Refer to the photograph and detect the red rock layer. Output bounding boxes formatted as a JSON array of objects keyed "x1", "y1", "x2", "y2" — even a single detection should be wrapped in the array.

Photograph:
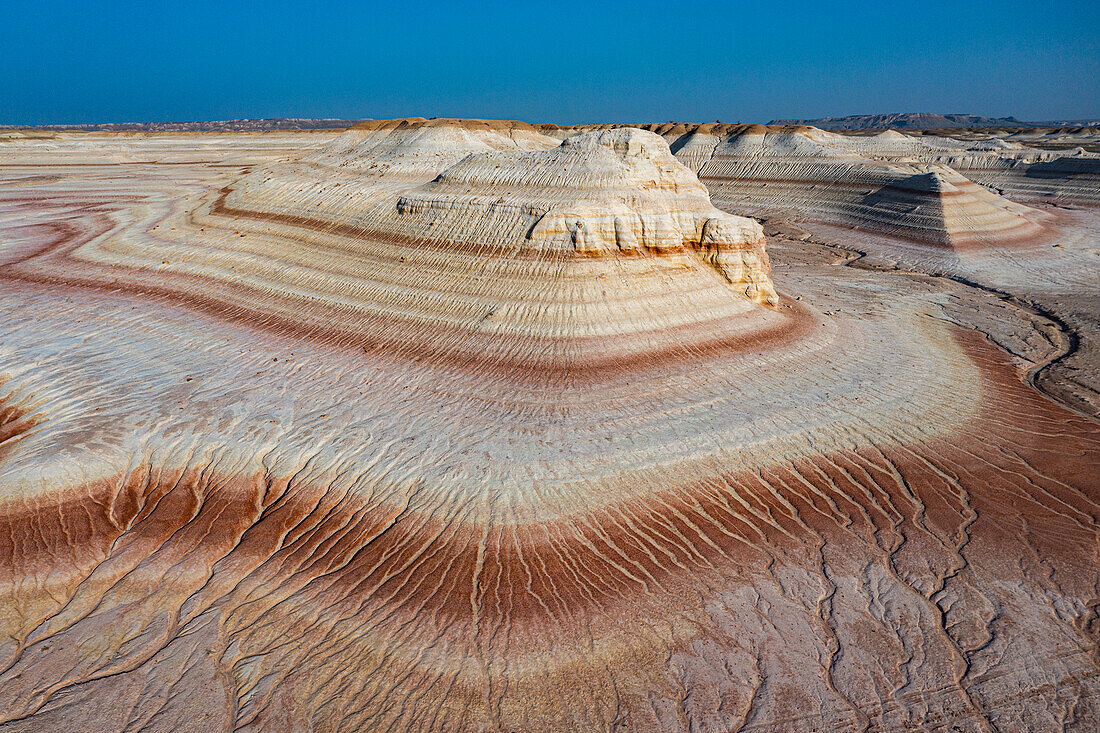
[{"x1": 0, "y1": 328, "x2": 1096, "y2": 731}]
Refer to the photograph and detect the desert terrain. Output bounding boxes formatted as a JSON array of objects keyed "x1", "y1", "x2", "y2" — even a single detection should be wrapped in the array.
[{"x1": 0, "y1": 118, "x2": 1097, "y2": 731}]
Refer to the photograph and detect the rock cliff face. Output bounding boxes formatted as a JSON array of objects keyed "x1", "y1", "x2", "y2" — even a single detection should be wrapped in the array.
[
  {"x1": 404, "y1": 128, "x2": 778, "y2": 303},
  {"x1": 0, "y1": 120, "x2": 1097, "y2": 732}
]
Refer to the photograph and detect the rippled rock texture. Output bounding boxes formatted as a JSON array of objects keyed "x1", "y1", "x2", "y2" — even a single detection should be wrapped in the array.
[
  {"x1": 541, "y1": 121, "x2": 1100, "y2": 415},
  {"x1": 0, "y1": 120, "x2": 1097, "y2": 732}
]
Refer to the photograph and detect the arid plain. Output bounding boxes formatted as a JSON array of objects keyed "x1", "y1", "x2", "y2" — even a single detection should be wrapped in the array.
[{"x1": 0, "y1": 118, "x2": 1097, "y2": 731}]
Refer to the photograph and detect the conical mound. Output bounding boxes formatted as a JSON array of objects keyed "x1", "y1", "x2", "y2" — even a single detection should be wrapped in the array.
[{"x1": 856, "y1": 167, "x2": 1046, "y2": 249}]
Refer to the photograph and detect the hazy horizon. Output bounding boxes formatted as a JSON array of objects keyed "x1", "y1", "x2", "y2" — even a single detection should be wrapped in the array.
[{"x1": 3, "y1": 0, "x2": 1098, "y2": 125}]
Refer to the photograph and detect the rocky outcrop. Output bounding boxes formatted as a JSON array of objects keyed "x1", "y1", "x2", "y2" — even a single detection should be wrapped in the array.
[
  {"x1": 542, "y1": 122, "x2": 1100, "y2": 231},
  {"x1": 651, "y1": 125, "x2": 1070, "y2": 246},
  {"x1": 403, "y1": 128, "x2": 778, "y2": 303},
  {"x1": 2, "y1": 122, "x2": 779, "y2": 376}
]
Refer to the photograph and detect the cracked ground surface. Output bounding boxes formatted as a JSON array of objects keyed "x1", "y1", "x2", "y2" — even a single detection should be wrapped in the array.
[{"x1": 0, "y1": 127, "x2": 1096, "y2": 731}]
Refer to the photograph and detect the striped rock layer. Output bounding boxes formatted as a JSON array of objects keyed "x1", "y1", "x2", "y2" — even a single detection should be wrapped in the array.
[
  {"x1": 0, "y1": 120, "x2": 1097, "y2": 732},
  {"x1": 665, "y1": 125, "x2": 1051, "y2": 250},
  {"x1": 545, "y1": 122, "x2": 1100, "y2": 247}
]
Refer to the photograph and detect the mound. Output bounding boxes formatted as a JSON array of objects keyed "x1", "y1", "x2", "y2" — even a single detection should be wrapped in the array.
[
  {"x1": 855, "y1": 168, "x2": 1046, "y2": 249},
  {"x1": 5, "y1": 125, "x2": 779, "y2": 377},
  {"x1": 642, "y1": 125, "x2": 1059, "y2": 247},
  {"x1": 548, "y1": 120, "x2": 1100, "y2": 214},
  {"x1": 315, "y1": 117, "x2": 560, "y2": 179}
]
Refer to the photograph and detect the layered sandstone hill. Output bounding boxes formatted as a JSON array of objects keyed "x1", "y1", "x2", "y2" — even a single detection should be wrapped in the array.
[
  {"x1": 544, "y1": 122, "x2": 1100, "y2": 246},
  {"x1": 19, "y1": 122, "x2": 777, "y2": 374},
  {"x1": 833, "y1": 167, "x2": 1046, "y2": 248},
  {"x1": 315, "y1": 117, "x2": 559, "y2": 178},
  {"x1": 678, "y1": 126, "x2": 1053, "y2": 249},
  {"x1": 0, "y1": 120, "x2": 1097, "y2": 732}
]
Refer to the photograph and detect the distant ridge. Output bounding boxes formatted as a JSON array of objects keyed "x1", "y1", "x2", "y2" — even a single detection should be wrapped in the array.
[
  {"x1": 768, "y1": 112, "x2": 1100, "y2": 130},
  {"x1": 0, "y1": 118, "x2": 366, "y2": 132}
]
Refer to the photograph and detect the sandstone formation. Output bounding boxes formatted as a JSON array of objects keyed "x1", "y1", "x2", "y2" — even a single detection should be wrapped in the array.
[
  {"x1": 542, "y1": 122, "x2": 1100, "y2": 233},
  {"x1": 647, "y1": 125, "x2": 1083, "y2": 243},
  {"x1": 6, "y1": 123, "x2": 777, "y2": 376},
  {"x1": 0, "y1": 119, "x2": 1097, "y2": 732},
  {"x1": 574, "y1": 122, "x2": 1100, "y2": 415}
]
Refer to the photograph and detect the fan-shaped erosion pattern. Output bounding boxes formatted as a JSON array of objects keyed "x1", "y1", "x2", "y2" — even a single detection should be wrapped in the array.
[{"x1": 0, "y1": 120, "x2": 1097, "y2": 732}]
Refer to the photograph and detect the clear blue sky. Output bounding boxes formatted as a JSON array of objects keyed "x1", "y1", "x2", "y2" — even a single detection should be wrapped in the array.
[{"x1": 2, "y1": 0, "x2": 1097, "y2": 124}]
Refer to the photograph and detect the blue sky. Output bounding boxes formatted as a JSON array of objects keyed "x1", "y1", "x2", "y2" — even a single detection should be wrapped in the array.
[{"x1": 2, "y1": 0, "x2": 1097, "y2": 124}]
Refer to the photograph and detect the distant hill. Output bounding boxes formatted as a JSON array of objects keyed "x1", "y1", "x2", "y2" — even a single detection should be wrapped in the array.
[
  {"x1": 768, "y1": 113, "x2": 1100, "y2": 130},
  {"x1": 0, "y1": 118, "x2": 365, "y2": 132},
  {"x1": 9, "y1": 114, "x2": 1100, "y2": 134}
]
